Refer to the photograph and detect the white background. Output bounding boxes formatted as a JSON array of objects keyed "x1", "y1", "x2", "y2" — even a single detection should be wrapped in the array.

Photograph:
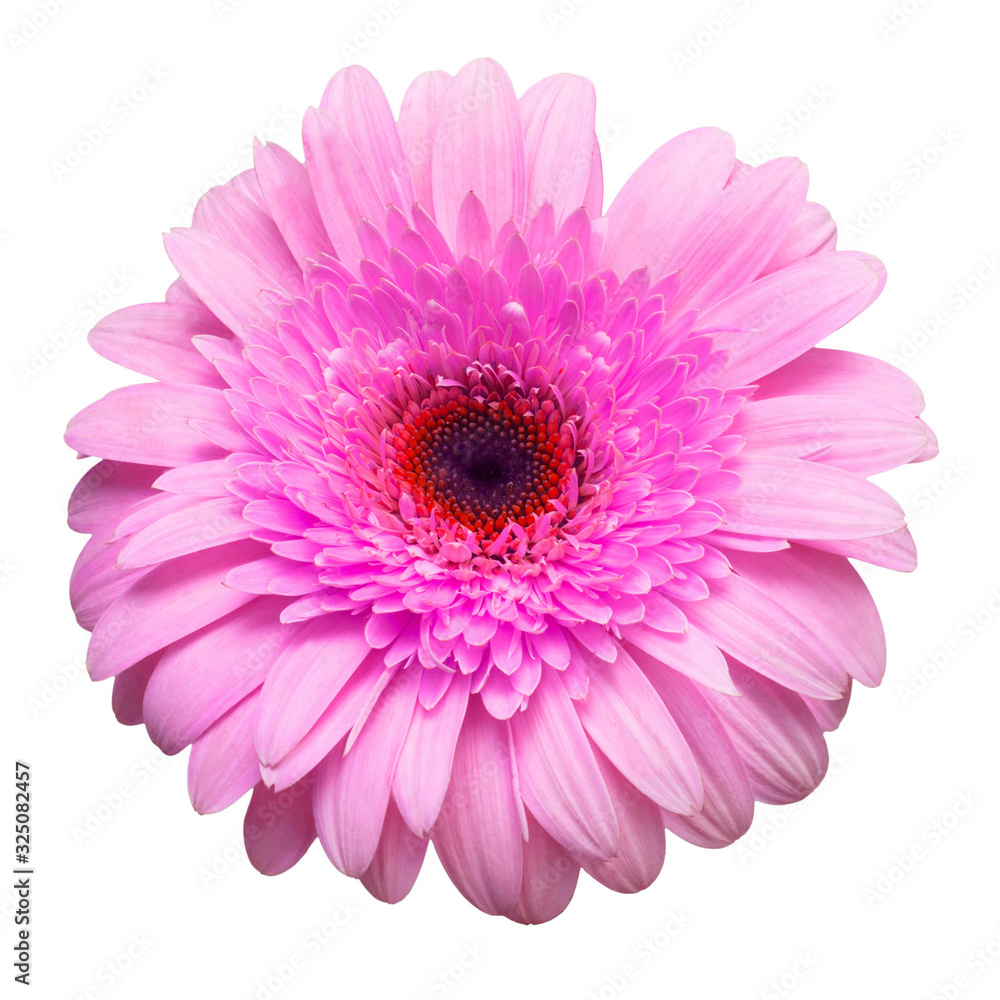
[{"x1": 3, "y1": 0, "x2": 999, "y2": 997}]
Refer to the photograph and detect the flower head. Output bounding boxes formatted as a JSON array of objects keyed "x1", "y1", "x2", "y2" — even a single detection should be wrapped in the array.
[{"x1": 66, "y1": 59, "x2": 935, "y2": 922}]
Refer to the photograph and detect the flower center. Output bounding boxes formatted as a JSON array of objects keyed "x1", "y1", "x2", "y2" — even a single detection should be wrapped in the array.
[{"x1": 390, "y1": 389, "x2": 575, "y2": 541}]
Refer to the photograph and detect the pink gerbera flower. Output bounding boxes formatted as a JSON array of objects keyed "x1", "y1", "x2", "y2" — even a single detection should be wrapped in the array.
[{"x1": 66, "y1": 59, "x2": 936, "y2": 923}]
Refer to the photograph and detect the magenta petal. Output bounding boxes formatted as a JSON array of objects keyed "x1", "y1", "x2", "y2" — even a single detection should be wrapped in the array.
[
  {"x1": 397, "y1": 70, "x2": 452, "y2": 216},
  {"x1": 111, "y1": 654, "x2": 159, "y2": 726}
]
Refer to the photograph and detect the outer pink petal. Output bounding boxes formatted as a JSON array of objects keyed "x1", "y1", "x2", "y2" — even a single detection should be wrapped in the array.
[
  {"x1": 753, "y1": 346, "x2": 926, "y2": 416},
  {"x1": 312, "y1": 667, "x2": 418, "y2": 876},
  {"x1": 244, "y1": 778, "x2": 317, "y2": 875},
  {"x1": 392, "y1": 671, "x2": 471, "y2": 836},
  {"x1": 701, "y1": 661, "x2": 829, "y2": 805},
  {"x1": 431, "y1": 58, "x2": 527, "y2": 245},
  {"x1": 68, "y1": 460, "x2": 162, "y2": 534},
  {"x1": 619, "y1": 621, "x2": 737, "y2": 694},
  {"x1": 759, "y1": 200, "x2": 836, "y2": 276},
  {"x1": 321, "y1": 65, "x2": 415, "y2": 212},
  {"x1": 360, "y1": 797, "x2": 428, "y2": 904},
  {"x1": 88, "y1": 303, "x2": 228, "y2": 386},
  {"x1": 87, "y1": 539, "x2": 264, "y2": 681},
  {"x1": 252, "y1": 140, "x2": 333, "y2": 265},
  {"x1": 509, "y1": 668, "x2": 618, "y2": 860},
  {"x1": 518, "y1": 73, "x2": 597, "y2": 224},
  {"x1": 576, "y1": 746, "x2": 666, "y2": 893},
  {"x1": 431, "y1": 700, "x2": 523, "y2": 916},
  {"x1": 187, "y1": 690, "x2": 261, "y2": 814},
  {"x1": 396, "y1": 70, "x2": 452, "y2": 216},
  {"x1": 665, "y1": 156, "x2": 809, "y2": 316},
  {"x1": 691, "y1": 251, "x2": 886, "y2": 390},
  {"x1": 255, "y1": 613, "x2": 375, "y2": 766},
  {"x1": 302, "y1": 107, "x2": 385, "y2": 271},
  {"x1": 66, "y1": 383, "x2": 239, "y2": 467},
  {"x1": 143, "y1": 595, "x2": 290, "y2": 755},
  {"x1": 602, "y1": 127, "x2": 735, "y2": 280},
  {"x1": 805, "y1": 526, "x2": 918, "y2": 572},
  {"x1": 163, "y1": 227, "x2": 281, "y2": 336},
  {"x1": 573, "y1": 643, "x2": 703, "y2": 814},
  {"x1": 643, "y1": 663, "x2": 755, "y2": 849},
  {"x1": 506, "y1": 811, "x2": 579, "y2": 924},
  {"x1": 732, "y1": 394, "x2": 929, "y2": 476},
  {"x1": 721, "y1": 454, "x2": 905, "y2": 541},
  {"x1": 726, "y1": 545, "x2": 886, "y2": 687},
  {"x1": 111, "y1": 654, "x2": 159, "y2": 725},
  {"x1": 683, "y1": 572, "x2": 848, "y2": 699}
]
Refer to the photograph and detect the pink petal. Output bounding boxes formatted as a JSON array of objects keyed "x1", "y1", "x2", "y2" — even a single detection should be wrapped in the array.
[
  {"x1": 431, "y1": 700, "x2": 523, "y2": 915},
  {"x1": 726, "y1": 544, "x2": 885, "y2": 687},
  {"x1": 87, "y1": 539, "x2": 264, "y2": 681},
  {"x1": 805, "y1": 526, "x2": 918, "y2": 572},
  {"x1": 619, "y1": 621, "x2": 737, "y2": 693},
  {"x1": 759, "y1": 200, "x2": 836, "y2": 276},
  {"x1": 321, "y1": 65, "x2": 414, "y2": 212},
  {"x1": 721, "y1": 454, "x2": 905, "y2": 541},
  {"x1": 88, "y1": 302, "x2": 228, "y2": 386},
  {"x1": 573, "y1": 643, "x2": 703, "y2": 814},
  {"x1": 753, "y1": 346, "x2": 926, "y2": 416},
  {"x1": 732, "y1": 394, "x2": 929, "y2": 476},
  {"x1": 701, "y1": 660, "x2": 829, "y2": 805},
  {"x1": 143, "y1": 595, "x2": 290, "y2": 755},
  {"x1": 643, "y1": 663, "x2": 754, "y2": 849},
  {"x1": 187, "y1": 690, "x2": 261, "y2": 814},
  {"x1": 255, "y1": 613, "x2": 375, "y2": 766},
  {"x1": 66, "y1": 383, "x2": 239, "y2": 467},
  {"x1": 576, "y1": 746, "x2": 666, "y2": 893},
  {"x1": 602, "y1": 127, "x2": 735, "y2": 279},
  {"x1": 431, "y1": 58, "x2": 526, "y2": 245},
  {"x1": 163, "y1": 227, "x2": 281, "y2": 336},
  {"x1": 360, "y1": 797, "x2": 428, "y2": 904},
  {"x1": 111, "y1": 654, "x2": 159, "y2": 726},
  {"x1": 117, "y1": 496, "x2": 251, "y2": 568},
  {"x1": 313, "y1": 668, "x2": 418, "y2": 877},
  {"x1": 392, "y1": 672, "x2": 471, "y2": 836},
  {"x1": 302, "y1": 107, "x2": 385, "y2": 272},
  {"x1": 68, "y1": 460, "x2": 161, "y2": 534},
  {"x1": 684, "y1": 572, "x2": 848, "y2": 699},
  {"x1": 244, "y1": 777, "x2": 316, "y2": 875},
  {"x1": 691, "y1": 251, "x2": 886, "y2": 390},
  {"x1": 509, "y1": 668, "x2": 618, "y2": 860},
  {"x1": 519, "y1": 73, "x2": 597, "y2": 225},
  {"x1": 252, "y1": 140, "x2": 333, "y2": 265},
  {"x1": 506, "y1": 811, "x2": 579, "y2": 924},
  {"x1": 396, "y1": 70, "x2": 452, "y2": 215}
]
